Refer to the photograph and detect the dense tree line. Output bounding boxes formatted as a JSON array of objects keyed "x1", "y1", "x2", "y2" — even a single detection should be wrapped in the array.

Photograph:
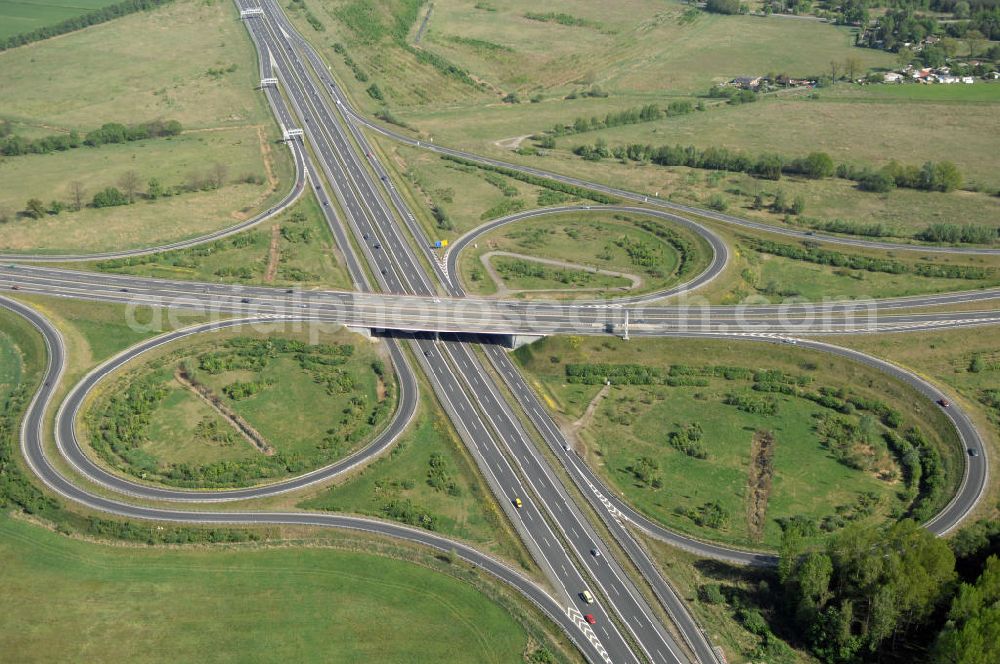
[
  {"x1": 570, "y1": 138, "x2": 966, "y2": 195},
  {"x1": 0, "y1": 119, "x2": 181, "y2": 157},
  {"x1": 0, "y1": 0, "x2": 175, "y2": 52},
  {"x1": 540, "y1": 101, "x2": 693, "y2": 142}
]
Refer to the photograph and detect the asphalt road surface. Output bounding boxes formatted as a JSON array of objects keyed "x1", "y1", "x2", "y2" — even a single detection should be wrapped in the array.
[{"x1": 0, "y1": 2, "x2": 993, "y2": 663}]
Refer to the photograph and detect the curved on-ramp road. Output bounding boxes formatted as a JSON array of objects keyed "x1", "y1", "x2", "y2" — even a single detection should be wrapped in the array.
[{"x1": 443, "y1": 205, "x2": 729, "y2": 305}]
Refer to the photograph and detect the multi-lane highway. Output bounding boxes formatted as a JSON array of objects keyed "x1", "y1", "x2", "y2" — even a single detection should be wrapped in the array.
[
  {"x1": 4, "y1": 264, "x2": 1000, "y2": 337},
  {"x1": 0, "y1": 1, "x2": 994, "y2": 663}
]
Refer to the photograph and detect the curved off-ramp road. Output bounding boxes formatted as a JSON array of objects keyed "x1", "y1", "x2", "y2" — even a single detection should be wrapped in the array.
[
  {"x1": 53, "y1": 316, "x2": 418, "y2": 502},
  {"x1": 443, "y1": 204, "x2": 729, "y2": 305}
]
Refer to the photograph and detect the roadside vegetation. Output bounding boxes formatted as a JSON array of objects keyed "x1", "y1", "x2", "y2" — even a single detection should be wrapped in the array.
[
  {"x1": 514, "y1": 336, "x2": 961, "y2": 549},
  {"x1": 85, "y1": 329, "x2": 395, "y2": 488},
  {"x1": 829, "y1": 325, "x2": 1000, "y2": 514},
  {"x1": 88, "y1": 193, "x2": 352, "y2": 289},
  {"x1": 692, "y1": 223, "x2": 1000, "y2": 304},
  {"x1": 301, "y1": 391, "x2": 536, "y2": 569}
]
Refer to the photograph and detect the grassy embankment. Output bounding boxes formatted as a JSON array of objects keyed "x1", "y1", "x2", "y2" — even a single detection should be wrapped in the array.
[
  {"x1": 514, "y1": 335, "x2": 962, "y2": 549},
  {"x1": 0, "y1": 0, "x2": 292, "y2": 254},
  {"x1": 85, "y1": 192, "x2": 353, "y2": 290}
]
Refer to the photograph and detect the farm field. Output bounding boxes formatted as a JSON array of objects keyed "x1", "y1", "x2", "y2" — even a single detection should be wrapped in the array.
[
  {"x1": 455, "y1": 211, "x2": 710, "y2": 299},
  {"x1": 0, "y1": 0, "x2": 292, "y2": 254},
  {"x1": 88, "y1": 192, "x2": 353, "y2": 290},
  {"x1": 405, "y1": 84, "x2": 1000, "y2": 193},
  {"x1": 0, "y1": 514, "x2": 545, "y2": 664},
  {"x1": 0, "y1": 129, "x2": 284, "y2": 254},
  {"x1": 0, "y1": 0, "x2": 121, "y2": 42},
  {"x1": 0, "y1": 0, "x2": 271, "y2": 130},
  {"x1": 303, "y1": 0, "x2": 891, "y2": 114},
  {"x1": 514, "y1": 336, "x2": 962, "y2": 549},
  {"x1": 84, "y1": 326, "x2": 395, "y2": 488}
]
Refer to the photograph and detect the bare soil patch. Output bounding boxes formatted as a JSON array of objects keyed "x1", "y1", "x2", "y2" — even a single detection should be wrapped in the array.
[{"x1": 746, "y1": 429, "x2": 775, "y2": 542}]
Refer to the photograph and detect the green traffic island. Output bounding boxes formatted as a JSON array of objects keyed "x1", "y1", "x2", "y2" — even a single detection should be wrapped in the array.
[
  {"x1": 514, "y1": 336, "x2": 960, "y2": 550},
  {"x1": 84, "y1": 328, "x2": 397, "y2": 489},
  {"x1": 457, "y1": 211, "x2": 712, "y2": 299},
  {"x1": 692, "y1": 220, "x2": 1000, "y2": 304},
  {"x1": 300, "y1": 395, "x2": 538, "y2": 572}
]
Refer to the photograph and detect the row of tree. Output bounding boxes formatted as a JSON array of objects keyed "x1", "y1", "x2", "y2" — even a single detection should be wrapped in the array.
[
  {"x1": 538, "y1": 101, "x2": 695, "y2": 145},
  {"x1": 570, "y1": 139, "x2": 965, "y2": 194},
  {"x1": 7, "y1": 162, "x2": 245, "y2": 222},
  {"x1": 748, "y1": 237, "x2": 991, "y2": 279},
  {"x1": 0, "y1": 0, "x2": 174, "y2": 52},
  {"x1": 0, "y1": 119, "x2": 182, "y2": 157}
]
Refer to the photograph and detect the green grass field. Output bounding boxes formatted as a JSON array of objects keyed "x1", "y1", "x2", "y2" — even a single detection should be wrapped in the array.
[
  {"x1": 85, "y1": 327, "x2": 394, "y2": 488},
  {"x1": 0, "y1": 0, "x2": 271, "y2": 130},
  {"x1": 0, "y1": 0, "x2": 293, "y2": 254},
  {"x1": 302, "y1": 394, "x2": 534, "y2": 568},
  {"x1": 0, "y1": 0, "x2": 121, "y2": 41},
  {"x1": 0, "y1": 513, "x2": 542, "y2": 664},
  {"x1": 0, "y1": 129, "x2": 285, "y2": 254},
  {"x1": 87, "y1": 192, "x2": 353, "y2": 289},
  {"x1": 456, "y1": 212, "x2": 709, "y2": 300},
  {"x1": 514, "y1": 336, "x2": 962, "y2": 549}
]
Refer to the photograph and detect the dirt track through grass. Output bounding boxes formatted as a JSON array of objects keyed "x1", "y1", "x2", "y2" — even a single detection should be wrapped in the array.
[{"x1": 746, "y1": 429, "x2": 775, "y2": 543}]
